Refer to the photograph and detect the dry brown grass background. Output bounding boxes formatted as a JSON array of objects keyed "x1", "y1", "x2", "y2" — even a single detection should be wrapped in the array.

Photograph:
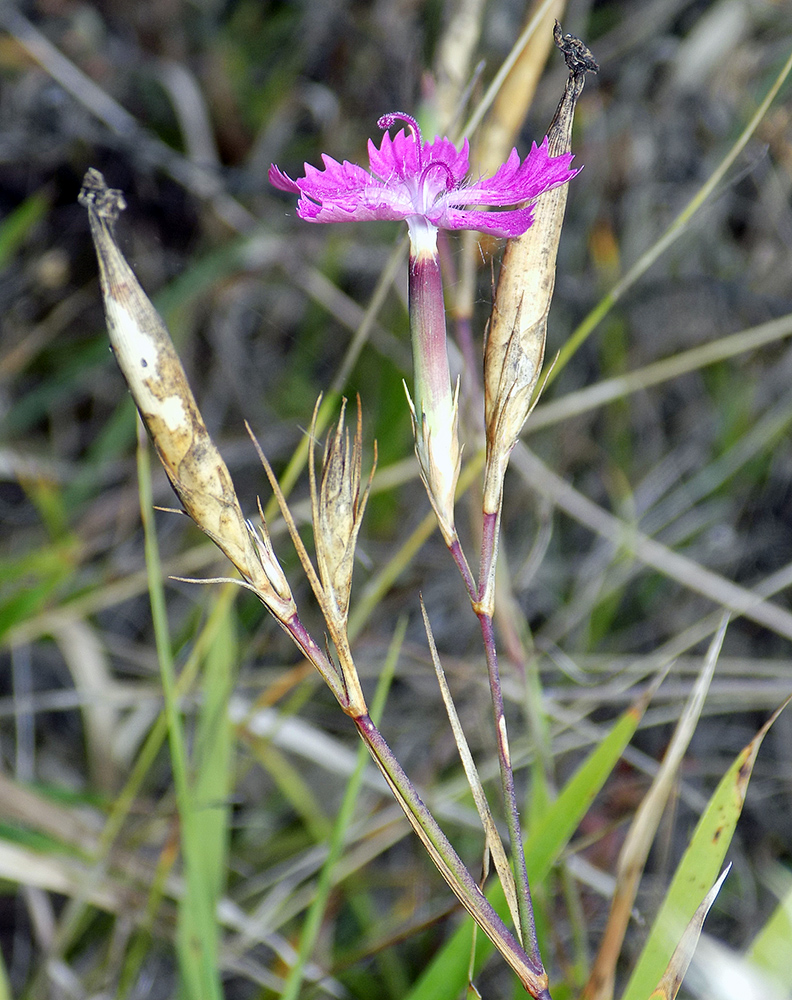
[{"x1": 1, "y1": 0, "x2": 792, "y2": 997}]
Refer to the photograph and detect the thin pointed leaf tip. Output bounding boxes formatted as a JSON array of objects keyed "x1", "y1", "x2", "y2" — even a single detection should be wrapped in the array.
[{"x1": 269, "y1": 112, "x2": 578, "y2": 242}]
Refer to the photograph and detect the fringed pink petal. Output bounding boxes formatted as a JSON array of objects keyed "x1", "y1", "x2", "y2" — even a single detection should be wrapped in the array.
[
  {"x1": 453, "y1": 139, "x2": 577, "y2": 208},
  {"x1": 433, "y1": 204, "x2": 538, "y2": 239}
]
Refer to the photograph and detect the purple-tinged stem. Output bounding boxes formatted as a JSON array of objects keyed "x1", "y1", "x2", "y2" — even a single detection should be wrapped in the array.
[
  {"x1": 444, "y1": 509, "x2": 541, "y2": 966},
  {"x1": 476, "y1": 609, "x2": 540, "y2": 967},
  {"x1": 354, "y1": 712, "x2": 549, "y2": 998},
  {"x1": 283, "y1": 608, "x2": 548, "y2": 990},
  {"x1": 448, "y1": 537, "x2": 477, "y2": 604},
  {"x1": 474, "y1": 508, "x2": 541, "y2": 966},
  {"x1": 284, "y1": 612, "x2": 349, "y2": 712}
]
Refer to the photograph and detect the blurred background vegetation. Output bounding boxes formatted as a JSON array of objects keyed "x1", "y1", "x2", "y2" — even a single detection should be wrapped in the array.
[{"x1": 1, "y1": 0, "x2": 792, "y2": 997}]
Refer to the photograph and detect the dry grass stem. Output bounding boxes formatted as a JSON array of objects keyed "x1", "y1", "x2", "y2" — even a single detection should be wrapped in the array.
[
  {"x1": 474, "y1": 0, "x2": 567, "y2": 178},
  {"x1": 512, "y1": 444, "x2": 792, "y2": 642}
]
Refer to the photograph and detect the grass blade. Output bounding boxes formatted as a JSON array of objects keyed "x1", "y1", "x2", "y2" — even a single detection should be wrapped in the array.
[
  {"x1": 182, "y1": 598, "x2": 236, "y2": 973},
  {"x1": 137, "y1": 422, "x2": 223, "y2": 1000},
  {"x1": 582, "y1": 615, "x2": 728, "y2": 1000},
  {"x1": 744, "y1": 875, "x2": 792, "y2": 994},
  {"x1": 0, "y1": 190, "x2": 49, "y2": 269},
  {"x1": 621, "y1": 696, "x2": 792, "y2": 1000}
]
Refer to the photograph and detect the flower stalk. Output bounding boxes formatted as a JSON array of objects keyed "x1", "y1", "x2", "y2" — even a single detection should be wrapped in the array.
[{"x1": 267, "y1": 57, "x2": 588, "y2": 991}]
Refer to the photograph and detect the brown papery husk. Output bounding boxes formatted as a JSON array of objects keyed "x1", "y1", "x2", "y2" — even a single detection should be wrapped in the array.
[
  {"x1": 483, "y1": 23, "x2": 597, "y2": 515},
  {"x1": 79, "y1": 169, "x2": 295, "y2": 621}
]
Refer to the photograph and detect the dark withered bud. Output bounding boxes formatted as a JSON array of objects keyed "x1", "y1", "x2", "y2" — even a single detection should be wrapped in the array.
[
  {"x1": 79, "y1": 169, "x2": 295, "y2": 621},
  {"x1": 483, "y1": 24, "x2": 598, "y2": 516}
]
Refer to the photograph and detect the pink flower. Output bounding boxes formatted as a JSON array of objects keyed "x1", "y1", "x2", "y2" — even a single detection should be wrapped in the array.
[{"x1": 269, "y1": 112, "x2": 577, "y2": 245}]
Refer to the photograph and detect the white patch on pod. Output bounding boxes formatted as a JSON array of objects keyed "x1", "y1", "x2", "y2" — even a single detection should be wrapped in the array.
[{"x1": 106, "y1": 297, "x2": 186, "y2": 432}]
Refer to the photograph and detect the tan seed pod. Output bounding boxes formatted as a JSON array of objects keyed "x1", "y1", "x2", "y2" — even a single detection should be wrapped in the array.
[
  {"x1": 79, "y1": 169, "x2": 295, "y2": 622},
  {"x1": 483, "y1": 23, "x2": 598, "y2": 515}
]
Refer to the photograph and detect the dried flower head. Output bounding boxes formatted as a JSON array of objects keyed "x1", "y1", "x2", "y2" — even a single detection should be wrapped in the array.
[{"x1": 310, "y1": 397, "x2": 374, "y2": 626}]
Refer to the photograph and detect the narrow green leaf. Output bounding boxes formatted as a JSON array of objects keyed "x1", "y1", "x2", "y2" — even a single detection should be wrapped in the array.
[
  {"x1": 0, "y1": 941, "x2": 10, "y2": 1000},
  {"x1": 525, "y1": 703, "x2": 644, "y2": 882},
  {"x1": 744, "y1": 877, "x2": 792, "y2": 992},
  {"x1": 137, "y1": 426, "x2": 222, "y2": 1000},
  {"x1": 184, "y1": 600, "x2": 236, "y2": 954},
  {"x1": 403, "y1": 699, "x2": 645, "y2": 1000},
  {"x1": 582, "y1": 615, "x2": 727, "y2": 1000},
  {"x1": 621, "y1": 699, "x2": 790, "y2": 1000},
  {"x1": 0, "y1": 540, "x2": 76, "y2": 642}
]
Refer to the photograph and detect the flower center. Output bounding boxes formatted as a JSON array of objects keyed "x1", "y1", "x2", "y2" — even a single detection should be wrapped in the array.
[{"x1": 413, "y1": 160, "x2": 453, "y2": 214}]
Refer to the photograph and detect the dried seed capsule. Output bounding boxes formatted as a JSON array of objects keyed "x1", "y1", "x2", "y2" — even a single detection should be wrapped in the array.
[
  {"x1": 79, "y1": 169, "x2": 295, "y2": 622},
  {"x1": 483, "y1": 24, "x2": 598, "y2": 516}
]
